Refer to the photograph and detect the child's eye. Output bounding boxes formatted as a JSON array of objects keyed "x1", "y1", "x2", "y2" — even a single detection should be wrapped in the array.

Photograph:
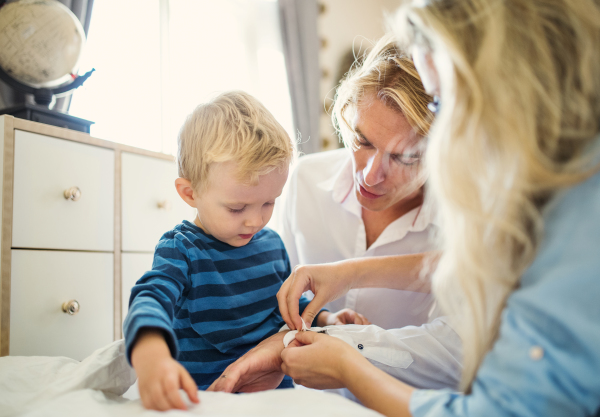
[
  {"x1": 263, "y1": 202, "x2": 275, "y2": 207},
  {"x1": 228, "y1": 207, "x2": 246, "y2": 213}
]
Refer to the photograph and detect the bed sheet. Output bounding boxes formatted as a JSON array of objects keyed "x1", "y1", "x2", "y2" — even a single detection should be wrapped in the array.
[{"x1": 0, "y1": 340, "x2": 383, "y2": 417}]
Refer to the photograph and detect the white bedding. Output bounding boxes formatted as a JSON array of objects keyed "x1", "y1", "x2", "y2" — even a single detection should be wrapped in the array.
[{"x1": 0, "y1": 340, "x2": 383, "y2": 417}]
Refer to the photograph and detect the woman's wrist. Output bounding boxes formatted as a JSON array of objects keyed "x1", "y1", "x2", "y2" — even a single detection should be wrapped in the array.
[
  {"x1": 342, "y1": 254, "x2": 433, "y2": 292},
  {"x1": 331, "y1": 258, "x2": 361, "y2": 291},
  {"x1": 336, "y1": 343, "x2": 370, "y2": 384},
  {"x1": 339, "y1": 345, "x2": 415, "y2": 417}
]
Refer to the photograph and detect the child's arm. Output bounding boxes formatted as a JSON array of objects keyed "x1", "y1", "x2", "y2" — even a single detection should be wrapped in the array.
[
  {"x1": 124, "y1": 234, "x2": 198, "y2": 411},
  {"x1": 315, "y1": 308, "x2": 371, "y2": 327},
  {"x1": 131, "y1": 329, "x2": 199, "y2": 411}
]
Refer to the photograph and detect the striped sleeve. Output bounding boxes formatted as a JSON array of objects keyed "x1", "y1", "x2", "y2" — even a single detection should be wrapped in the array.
[{"x1": 123, "y1": 233, "x2": 191, "y2": 363}]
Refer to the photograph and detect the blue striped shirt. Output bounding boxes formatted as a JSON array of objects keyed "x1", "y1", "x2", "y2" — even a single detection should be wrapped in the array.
[{"x1": 123, "y1": 220, "x2": 313, "y2": 390}]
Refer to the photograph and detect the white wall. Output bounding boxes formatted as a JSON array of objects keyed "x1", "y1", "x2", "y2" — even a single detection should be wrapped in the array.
[{"x1": 317, "y1": 0, "x2": 401, "y2": 151}]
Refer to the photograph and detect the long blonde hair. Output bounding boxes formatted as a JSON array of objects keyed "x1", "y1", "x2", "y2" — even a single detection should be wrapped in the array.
[
  {"x1": 332, "y1": 34, "x2": 434, "y2": 148},
  {"x1": 394, "y1": 0, "x2": 600, "y2": 390}
]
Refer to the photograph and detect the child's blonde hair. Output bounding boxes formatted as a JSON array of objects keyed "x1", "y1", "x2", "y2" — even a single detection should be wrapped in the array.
[
  {"x1": 177, "y1": 91, "x2": 295, "y2": 190},
  {"x1": 332, "y1": 34, "x2": 434, "y2": 149}
]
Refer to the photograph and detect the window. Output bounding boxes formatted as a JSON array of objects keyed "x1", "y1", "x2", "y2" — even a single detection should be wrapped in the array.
[{"x1": 70, "y1": 0, "x2": 294, "y2": 155}]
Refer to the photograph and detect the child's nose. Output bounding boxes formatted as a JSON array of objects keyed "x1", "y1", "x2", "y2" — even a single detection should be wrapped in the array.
[{"x1": 245, "y1": 212, "x2": 262, "y2": 228}]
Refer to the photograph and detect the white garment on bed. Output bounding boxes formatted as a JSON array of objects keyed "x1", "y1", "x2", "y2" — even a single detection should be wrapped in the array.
[
  {"x1": 0, "y1": 340, "x2": 383, "y2": 417},
  {"x1": 282, "y1": 318, "x2": 327, "y2": 347},
  {"x1": 280, "y1": 317, "x2": 461, "y2": 390}
]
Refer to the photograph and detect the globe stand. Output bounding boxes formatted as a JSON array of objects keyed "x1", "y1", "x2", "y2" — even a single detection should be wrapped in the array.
[{"x1": 0, "y1": 65, "x2": 95, "y2": 133}]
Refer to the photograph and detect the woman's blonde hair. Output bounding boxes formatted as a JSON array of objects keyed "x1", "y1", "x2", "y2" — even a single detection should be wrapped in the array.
[
  {"x1": 394, "y1": 0, "x2": 600, "y2": 390},
  {"x1": 332, "y1": 34, "x2": 434, "y2": 148},
  {"x1": 177, "y1": 91, "x2": 295, "y2": 191}
]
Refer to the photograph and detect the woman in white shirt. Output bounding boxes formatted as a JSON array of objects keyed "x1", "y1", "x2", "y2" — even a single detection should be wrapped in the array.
[
  {"x1": 280, "y1": 34, "x2": 434, "y2": 328},
  {"x1": 274, "y1": 34, "x2": 462, "y2": 390}
]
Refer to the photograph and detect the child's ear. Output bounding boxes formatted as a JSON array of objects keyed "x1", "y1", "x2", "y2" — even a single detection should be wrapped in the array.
[{"x1": 175, "y1": 178, "x2": 197, "y2": 208}]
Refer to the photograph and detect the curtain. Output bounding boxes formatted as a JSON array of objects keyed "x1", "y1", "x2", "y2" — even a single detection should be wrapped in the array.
[
  {"x1": 54, "y1": 0, "x2": 95, "y2": 113},
  {"x1": 278, "y1": 0, "x2": 321, "y2": 154},
  {"x1": 0, "y1": 0, "x2": 94, "y2": 112}
]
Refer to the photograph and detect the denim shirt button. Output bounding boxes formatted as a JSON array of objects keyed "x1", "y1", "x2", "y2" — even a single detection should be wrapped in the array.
[{"x1": 529, "y1": 346, "x2": 544, "y2": 360}]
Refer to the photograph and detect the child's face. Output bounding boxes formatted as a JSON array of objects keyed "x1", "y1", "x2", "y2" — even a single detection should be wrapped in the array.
[{"x1": 194, "y1": 161, "x2": 288, "y2": 247}]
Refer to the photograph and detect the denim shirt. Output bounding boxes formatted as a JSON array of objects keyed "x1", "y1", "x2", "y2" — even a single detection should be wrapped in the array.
[{"x1": 411, "y1": 167, "x2": 600, "y2": 417}]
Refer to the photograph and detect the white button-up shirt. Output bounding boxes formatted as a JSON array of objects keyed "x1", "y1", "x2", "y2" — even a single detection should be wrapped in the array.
[{"x1": 274, "y1": 148, "x2": 462, "y2": 389}]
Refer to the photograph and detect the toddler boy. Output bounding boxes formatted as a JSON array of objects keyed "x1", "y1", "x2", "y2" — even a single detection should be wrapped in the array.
[{"x1": 124, "y1": 91, "x2": 359, "y2": 411}]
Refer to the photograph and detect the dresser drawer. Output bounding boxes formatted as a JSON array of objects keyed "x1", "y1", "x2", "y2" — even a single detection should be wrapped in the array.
[
  {"x1": 9, "y1": 250, "x2": 114, "y2": 361},
  {"x1": 121, "y1": 253, "x2": 154, "y2": 324},
  {"x1": 12, "y1": 130, "x2": 115, "y2": 251},
  {"x1": 121, "y1": 152, "x2": 194, "y2": 252}
]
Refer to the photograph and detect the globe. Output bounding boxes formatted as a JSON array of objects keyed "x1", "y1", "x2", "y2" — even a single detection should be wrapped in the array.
[{"x1": 0, "y1": 0, "x2": 86, "y2": 88}]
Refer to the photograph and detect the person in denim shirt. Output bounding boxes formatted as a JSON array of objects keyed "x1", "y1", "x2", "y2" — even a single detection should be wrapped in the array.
[{"x1": 210, "y1": 1, "x2": 600, "y2": 416}]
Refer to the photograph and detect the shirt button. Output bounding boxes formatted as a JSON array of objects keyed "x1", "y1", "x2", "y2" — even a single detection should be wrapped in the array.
[
  {"x1": 529, "y1": 346, "x2": 544, "y2": 360},
  {"x1": 358, "y1": 344, "x2": 364, "y2": 350}
]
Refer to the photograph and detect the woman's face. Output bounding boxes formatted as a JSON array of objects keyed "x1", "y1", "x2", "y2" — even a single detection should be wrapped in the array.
[{"x1": 350, "y1": 95, "x2": 427, "y2": 213}]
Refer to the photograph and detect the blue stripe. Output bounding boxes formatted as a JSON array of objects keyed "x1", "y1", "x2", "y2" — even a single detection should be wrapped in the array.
[
  {"x1": 187, "y1": 249, "x2": 286, "y2": 273},
  {"x1": 187, "y1": 274, "x2": 282, "y2": 302},
  {"x1": 189, "y1": 262, "x2": 287, "y2": 285},
  {"x1": 187, "y1": 292, "x2": 279, "y2": 320},
  {"x1": 177, "y1": 335, "x2": 221, "y2": 352},
  {"x1": 186, "y1": 309, "x2": 278, "y2": 333},
  {"x1": 205, "y1": 321, "x2": 279, "y2": 346}
]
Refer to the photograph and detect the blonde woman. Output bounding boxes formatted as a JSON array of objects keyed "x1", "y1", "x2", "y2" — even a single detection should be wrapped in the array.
[{"x1": 214, "y1": 0, "x2": 600, "y2": 415}]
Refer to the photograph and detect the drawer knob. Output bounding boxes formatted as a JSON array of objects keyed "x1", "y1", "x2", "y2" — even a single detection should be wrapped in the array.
[
  {"x1": 157, "y1": 200, "x2": 172, "y2": 211},
  {"x1": 62, "y1": 300, "x2": 80, "y2": 315},
  {"x1": 64, "y1": 187, "x2": 82, "y2": 201}
]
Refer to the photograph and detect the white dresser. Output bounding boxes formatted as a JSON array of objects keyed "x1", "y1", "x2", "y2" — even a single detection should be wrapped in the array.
[{"x1": 0, "y1": 115, "x2": 193, "y2": 360}]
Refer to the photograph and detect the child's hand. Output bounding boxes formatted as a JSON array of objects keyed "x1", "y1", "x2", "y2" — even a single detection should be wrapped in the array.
[
  {"x1": 316, "y1": 308, "x2": 371, "y2": 327},
  {"x1": 131, "y1": 330, "x2": 200, "y2": 411}
]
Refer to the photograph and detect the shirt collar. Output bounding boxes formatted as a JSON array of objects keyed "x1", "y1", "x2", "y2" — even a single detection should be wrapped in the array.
[
  {"x1": 412, "y1": 199, "x2": 436, "y2": 231},
  {"x1": 368, "y1": 204, "x2": 434, "y2": 250}
]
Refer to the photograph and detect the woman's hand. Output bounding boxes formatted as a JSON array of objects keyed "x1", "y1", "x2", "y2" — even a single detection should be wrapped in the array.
[
  {"x1": 207, "y1": 332, "x2": 288, "y2": 393},
  {"x1": 281, "y1": 331, "x2": 366, "y2": 389},
  {"x1": 278, "y1": 262, "x2": 356, "y2": 330},
  {"x1": 283, "y1": 331, "x2": 415, "y2": 417},
  {"x1": 131, "y1": 330, "x2": 200, "y2": 411}
]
